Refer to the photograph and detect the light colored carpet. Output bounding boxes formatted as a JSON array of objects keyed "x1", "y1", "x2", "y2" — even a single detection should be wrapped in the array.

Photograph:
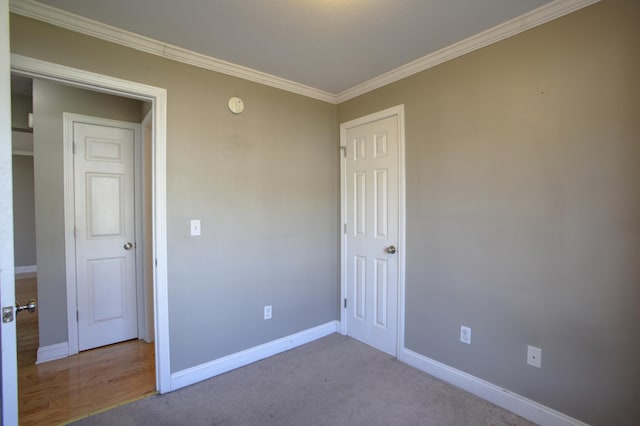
[{"x1": 71, "y1": 334, "x2": 535, "y2": 426}]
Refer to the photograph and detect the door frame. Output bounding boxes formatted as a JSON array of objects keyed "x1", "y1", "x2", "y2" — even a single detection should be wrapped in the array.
[
  {"x1": 10, "y1": 53, "x2": 171, "y2": 394},
  {"x1": 339, "y1": 105, "x2": 407, "y2": 357},
  {"x1": 63, "y1": 113, "x2": 142, "y2": 355}
]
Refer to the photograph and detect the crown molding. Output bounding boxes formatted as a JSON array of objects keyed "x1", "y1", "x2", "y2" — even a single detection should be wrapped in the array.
[
  {"x1": 10, "y1": 0, "x2": 600, "y2": 105},
  {"x1": 335, "y1": 0, "x2": 600, "y2": 103},
  {"x1": 9, "y1": 0, "x2": 336, "y2": 103}
]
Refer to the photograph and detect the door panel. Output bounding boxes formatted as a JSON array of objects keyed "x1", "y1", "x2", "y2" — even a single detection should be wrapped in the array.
[
  {"x1": 87, "y1": 173, "x2": 124, "y2": 237},
  {"x1": 88, "y1": 257, "x2": 126, "y2": 322},
  {"x1": 374, "y1": 169, "x2": 388, "y2": 238},
  {"x1": 355, "y1": 255, "x2": 366, "y2": 319},
  {"x1": 374, "y1": 258, "x2": 388, "y2": 328},
  {"x1": 74, "y1": 122, "x2": 137, "y2": 352},
  {"x1": 345, "y1": 115, "x2": 399, "y2": 356}
]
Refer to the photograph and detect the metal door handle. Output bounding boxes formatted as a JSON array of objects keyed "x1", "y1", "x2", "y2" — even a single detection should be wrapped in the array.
[
  {"x1": 124, "y1": 242, "x2": 133, "y2": 250},
  {"x1": 385, "y1": 245, "x2": 397, "y2": 254},
  {"x1": 16, "y1": 299, "x2": 37, "y2": 316}
]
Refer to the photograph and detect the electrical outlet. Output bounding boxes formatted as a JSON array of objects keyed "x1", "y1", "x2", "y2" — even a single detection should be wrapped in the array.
[
  {"x1": 527, "y1": 345, "x2": 542, "y2": 368},
  {"x1": 264, "y1": 305, "x2": 272, "y2": 320},
  {"x1": 190, "y1": 219, "x2": 201, "y2": 236},
  {"x1": 460, "y1": 326, "x2": 471, "y2": 344}
]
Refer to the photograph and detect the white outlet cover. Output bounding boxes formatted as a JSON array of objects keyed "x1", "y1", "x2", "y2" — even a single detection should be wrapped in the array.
[
  {"x1": 264, "y1": 305, "x2": 272, "y2": 320},
  {"x1": 460, "y1": 326, "x2": 471, "y2": 344},
  {"x1": 527, "y1": 345, "x2": 542, "y2": 368}
]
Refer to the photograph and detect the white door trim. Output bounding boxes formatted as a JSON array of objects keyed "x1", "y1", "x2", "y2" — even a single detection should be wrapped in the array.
[
  {"x1": 10, "y1": 53, "x2": 171, "y2": 394},
  {"x1": 140, "y1": 110, "x2": 154, "y2": 343},
  {"x1": 134, "y1": 114, "x2": 145, "y2": 341},
  {"x1": 63, "y1": 113, "x2": 141, "y2": 355},
  {"x1": 339, "y1": 105, "x2": 407, "y2": 357}
]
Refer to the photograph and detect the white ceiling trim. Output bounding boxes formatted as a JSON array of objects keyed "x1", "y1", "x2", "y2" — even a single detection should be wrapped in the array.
[
  {"x1": 9, "y1": 0, "x2": 336, "y2": 103},
  {"x1": 335, "y1": 0, "x2": 601, "y2": 103},
  {"x1": 10, "y1": 0, "x2": 600, "y2": 105}
]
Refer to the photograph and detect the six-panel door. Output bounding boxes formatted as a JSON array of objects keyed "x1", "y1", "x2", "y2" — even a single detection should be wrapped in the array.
[
  {"x1": 345, "y1": 115, "x2": 399, "y2": 356},
  {"x1": 74, "y1": 122, "x2": 138, "y2": 351}
]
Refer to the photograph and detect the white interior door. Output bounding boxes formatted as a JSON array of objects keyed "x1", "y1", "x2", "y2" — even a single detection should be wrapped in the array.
[
  {"x1": 73, "y1": 119, "x2": 138, "y2": 351},
  {"x1": 344, "y1": 113, "x2": 400, "y2": 356},
  {"x1": 1, "y1": 0, "x2": 19, "y2": 422}
]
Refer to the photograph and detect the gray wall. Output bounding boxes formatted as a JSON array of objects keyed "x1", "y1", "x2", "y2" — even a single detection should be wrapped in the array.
[
  {"x1": 11, "y1": 92, "x2": 30, "y2": 129},
  {"x1": 12, "y1": 154, "x2": 35, "y2": 267},
  {"x1": 338, "y1": 1, "x2": 640, "y2": 425},
  {"x1": 32, "y1": 79, "x2": 143, "y2": 346},
  {"x1": 13, "y1": 18, "x2": 339, "y2": 370}
]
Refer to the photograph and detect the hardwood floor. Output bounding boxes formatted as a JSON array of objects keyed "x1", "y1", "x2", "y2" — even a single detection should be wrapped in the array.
[
  {"x1": 16, "y1": 277, "x2": 156, "y2": 425},
  {"x1": 16, "y1": 277, "x2": 39, "y2": 368}
]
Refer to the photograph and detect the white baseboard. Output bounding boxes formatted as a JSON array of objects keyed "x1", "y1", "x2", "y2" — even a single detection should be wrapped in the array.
[
  {"x1": 36, "y1": 341, "x2": 69, "y2": 364},
  {"x1": 170, "y1": 320, "x2": 340, "y2": 391},
  {"x1": 399, "y1": 348, "x2": 587, "y2": 426},
  {"x1": 15, "y1": 265, "x2": 37, "y2": 278}
]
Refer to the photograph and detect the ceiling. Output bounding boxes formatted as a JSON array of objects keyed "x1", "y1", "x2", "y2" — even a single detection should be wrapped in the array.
[{"x1": 30, "y1": 0, "x2": 556, "y2": 96}]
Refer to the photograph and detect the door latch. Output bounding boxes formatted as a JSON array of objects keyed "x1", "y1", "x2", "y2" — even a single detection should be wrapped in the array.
[{"x1": 2, "y1": 306, "x2": 14, "y2": 323}]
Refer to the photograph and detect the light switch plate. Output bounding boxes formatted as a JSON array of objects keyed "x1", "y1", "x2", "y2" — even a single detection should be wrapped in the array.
[
  {"x1": 460, "y1": 326, "x2": 471, "y2": 344},
  {"x1": 190, "y1": 220, "x2": 201, "y2": 236}
]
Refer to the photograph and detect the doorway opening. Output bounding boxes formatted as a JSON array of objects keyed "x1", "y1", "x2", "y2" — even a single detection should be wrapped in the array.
[{"x1": 9, "y1": 53, "x2": 170, "y2": 423}]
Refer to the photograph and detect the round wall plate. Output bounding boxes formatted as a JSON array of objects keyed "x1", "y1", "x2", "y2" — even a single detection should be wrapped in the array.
[{"x1": 228, "y1": 96, "x2": 244, "y2": 114}]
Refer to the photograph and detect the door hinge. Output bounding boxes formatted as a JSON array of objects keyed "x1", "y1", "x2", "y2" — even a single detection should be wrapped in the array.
[
  {"x1": 340, "y1": 146, "x2": 346, "y2": 158},
  {"x1": 76, "y1": 310, "x2": 79, "y2": 322},
  {"x1": 155, "y1": 258, "x2": 158, "y2": 267},
  {"x1": 73, "y1": 226, "x2": 77, "y2": 239},
  {"x1": 72, "y1": 142, "x2": 77, "y2": 154},
  {"x1": 343, "y1": 223, "x2": 347, "y2": 234},
  {"x1": 344, "y1": 298, "x2": 347, "y2": 309}
]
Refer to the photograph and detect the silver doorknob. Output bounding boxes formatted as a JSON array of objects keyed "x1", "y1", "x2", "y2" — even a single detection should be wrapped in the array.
[
  {"x1": 385, "y1": 245, "x2": 397, "y2": 254},
  {"x1": 124, "y1": 242, "x2": 133, "y2": 250},
  {"x1": 16, "y1": 299, "x2": 37, "y2": 316}
]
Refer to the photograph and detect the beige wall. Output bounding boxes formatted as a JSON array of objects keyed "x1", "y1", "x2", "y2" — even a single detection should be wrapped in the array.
[
  {"x1": 32, "y1": 79, "x2": 144, "y2": 346},
  {"x1": 11, "y1": 14, "x2": 339, "y2": 370},
  {"x1": 11, "y1": 154, "x2": 35, "y2": 267},
  {"x1": 339, "y1": 1, "x2": 640, "y2": 424}
]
